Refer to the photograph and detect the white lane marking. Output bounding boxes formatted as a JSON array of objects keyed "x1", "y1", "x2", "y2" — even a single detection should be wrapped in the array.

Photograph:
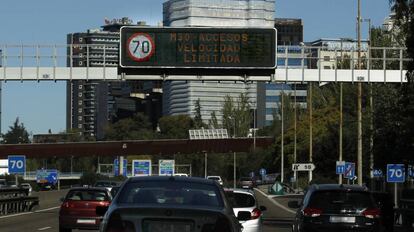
[
  {"x1": 0, "y1": 206, "x2": 60, "y2": 219},
  {"x1": 255, "y1": 188, "x2": 297, "y2": 214},
  {"x1": 37, "y1": 227, "x2": 52, "y2": 231}
]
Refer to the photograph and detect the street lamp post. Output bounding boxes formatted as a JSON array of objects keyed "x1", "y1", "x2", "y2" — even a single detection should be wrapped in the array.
[{"x1": 357, "y1": 0, "x2": 363, "y2": 186}]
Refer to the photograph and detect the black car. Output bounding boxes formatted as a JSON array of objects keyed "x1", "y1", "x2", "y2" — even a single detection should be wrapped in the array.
[
  {"x1": 97, "y1": 176, "x2": 249, "y2": 232},
  {"x1": 289, "y1": 184, "x2": 383, "y2": 232},
  {"x1": 371, "y1": 191, "x2": 394, "y2": 232}
]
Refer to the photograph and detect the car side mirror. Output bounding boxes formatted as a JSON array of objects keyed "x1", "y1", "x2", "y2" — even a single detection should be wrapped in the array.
[
  {"x1": 96, "y1": 206, "x2": 109, "y2": 216},
  {"x1": 259, "y1": 205, "x2": 267, "y2": 211},
  {"x1": 237, "y1": 211, "x2": 251, "y2": 221},
  {"x1": 288, "y1": 200, "x2": 301, "y2": 209}
]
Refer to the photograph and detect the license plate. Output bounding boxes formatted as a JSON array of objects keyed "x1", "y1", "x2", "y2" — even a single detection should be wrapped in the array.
[
  {"x1": 329, "y1": 216, "x2": 356, "y2": 223},
  {"x1": 143, "y1": 220, "x2": 193, "y2": 232},
  {"x1": 76, "y1": 219, "x2": 96, "y2": 224}
]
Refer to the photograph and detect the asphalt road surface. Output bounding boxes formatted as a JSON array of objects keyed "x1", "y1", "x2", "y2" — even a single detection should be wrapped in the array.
[{"x1": 0, "y1": 188, "x2": 294, "y2": 232}]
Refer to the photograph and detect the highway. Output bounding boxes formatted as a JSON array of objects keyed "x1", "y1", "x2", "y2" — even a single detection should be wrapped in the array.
[{"x1": 0, "y1": 187, "x2": 295, "y2": 232}]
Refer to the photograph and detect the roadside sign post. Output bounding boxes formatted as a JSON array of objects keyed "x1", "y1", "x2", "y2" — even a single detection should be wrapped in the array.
[
  {"x1": 114, "y1": 158, "x2": 128, "y2": 176},
  {"x1": 336, "y1": 161, "x2": 346, "y2": 184},
  {"x1": 8, "y1": 155, "x2": 26, "y2": 186},
  {"x1": 344, "y1": 162, "x2": 356, "y2": 182},
  {"x1": 259, "y1": 168, "x2": 266, "y2": 182},
  {"x1": 292, "y1": 163, "x2": 315, "y2": 185},
  {"x1": 387, "y1": 164, "x2": 406, "y2": 208},
  {"x1": 159, "y1": 160, "x2": 175, "y2": 176},
  {"x1": 132, "y1": 160, "x2": 151, "y2": 176}
]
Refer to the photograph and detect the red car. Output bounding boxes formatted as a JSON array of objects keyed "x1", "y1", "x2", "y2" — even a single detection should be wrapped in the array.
[{"x1": 59, "y1": 187, "x2": 111, "y2": 232}]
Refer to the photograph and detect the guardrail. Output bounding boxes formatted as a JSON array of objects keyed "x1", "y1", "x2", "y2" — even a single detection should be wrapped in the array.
[
  {"x1": 23, "y1": 172, "x2": 83, "y2": 180},
  {"x1": 0, "y1": 187, "x2": 39, "y2": 215}
]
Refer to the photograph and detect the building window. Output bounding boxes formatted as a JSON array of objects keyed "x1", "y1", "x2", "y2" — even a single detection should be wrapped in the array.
[
  {"x1": 324, "y1": 66, "x2": 331, "y2": 69},
  {"x1": 78, "y1": 92, "x2": 82, "y2": 97},
  {"x1": 78, "y1": 116, "x2": 83, "y2": 121},
  {"x1": 78, "y1": 124, "x2": 82, "y2": 129},
  {"x1": 266, "y1": 96, "x2": 280, "y2": 102},
  {"x1": 78, "y1": 108, "x2": 83, "y2": 113},
  {"x1": 78, "y1": 85, "x2": 83, "y2": 90},
  {"x1": 78, "y1": 100, "x2": 82, "y2": 106},
  {"x1": 324, "y1": 56, "x2": 330, "y2": 61}
]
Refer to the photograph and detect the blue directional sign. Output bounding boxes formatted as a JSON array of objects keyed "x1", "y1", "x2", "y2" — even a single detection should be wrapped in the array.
[
  {"x1": 114, "y1": 158, "x2": 127, "y2": 176},
  {"x1": 336, "y1": 161, "x2": 345, "y2": 175},
  {"x1": 132, "y1": 160, "x2": 151, "y2": 176},
  {"x1": 8, "y1": 155, "x2": 26, "y2": 174},
  {"x1": 408, "y1": 165, "x2": 414, "y2": 179},
  {"x1": 344, "y1": 162, "x2": 355, "y2": 179},
  {"x1": 260, "y1": 168, "x2": 266, "y2": 176},
  {"x1": 36, "y1": 169, "x2": 58, "y2": 185},
  {"x1": 387, "y1": 164, "x2": 405, "y2": 183},
  {"x1": 373, "y1": 169, "x2": 383, "y2": 178}
]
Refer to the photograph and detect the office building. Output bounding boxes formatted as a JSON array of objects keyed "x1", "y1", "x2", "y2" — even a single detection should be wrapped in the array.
[
  {"x1": 67, "y1": 18, "x2": 162, "y2": 140},
  {"x1": 274, "y1": 18, "x2": 303, "y2": 45}
]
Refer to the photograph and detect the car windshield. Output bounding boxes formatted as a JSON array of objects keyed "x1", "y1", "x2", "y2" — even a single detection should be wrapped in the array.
[
  {"x1": 309, "y1": 190, "x2": 374, "y2": 210},
  {"x1": 117, "y1": 180, "x2": 223, "y2": 208},
  {"x1": 66, "y1": 190, "x2": 109, "y2": 201},
  {"x1": 226, "y1": 192, "x2": 256, "y2": 208},
  {"x1": 208, "y1": 177, "x2": 220, "y2": 181}
]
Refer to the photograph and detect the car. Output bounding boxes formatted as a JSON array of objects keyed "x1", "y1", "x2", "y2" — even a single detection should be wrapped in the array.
[
  {"x1": 207, "y1": 175, "x2": 224, "y2": 185},
  {"x1": 225, "y1": 188, "x2": 266, "y2": 232},
  {"x1": 174, "y1": 173, "x2": 189, "y2": 177},
  {"x1": 94, "y1": 180, "x2": 122, "y2": 192},
  {"x1": 97, "y1": 176, "x2": 248, "y2": 232},
  {"x1": 59, "y1": 187, "x2": 112, "y2": 232},
  {"x1": 20, "y1": 183, "x2": 32, "y2": 196},
  {"x1": 110, "y1": 186, "x2": 121, "y2": 198},
  {"x1": 371, "y1": 191, "x2": 394, "y2": 232},
  {"x1": 238, "y1": 177, "x2": 255, "y2": 189},
  {"x1": 289, "y1": 184, "x2": 383, "y2": 232}
]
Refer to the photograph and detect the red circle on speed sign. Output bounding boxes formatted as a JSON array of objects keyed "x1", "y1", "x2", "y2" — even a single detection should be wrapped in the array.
[{"x1": 126, "y1": 33, "x2": 155, "y2": 62}]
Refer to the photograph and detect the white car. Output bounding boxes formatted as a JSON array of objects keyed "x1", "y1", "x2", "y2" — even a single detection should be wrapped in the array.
[
  {"x1": 174, "y1": 173, "x2": 189, "y2": 177},
  {"x1": 206, "y1": 176, "x2": 224, "y2": 185},
  {"x1": 20, "y1": 183, "x2": 32, "y2": 196},
  {"x1": 225, "y1": 188, "x2": 266, "y2": 232}
]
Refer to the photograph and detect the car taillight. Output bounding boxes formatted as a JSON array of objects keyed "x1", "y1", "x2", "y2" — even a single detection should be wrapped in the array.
[
  {"x1": 362, "y1": 208, "x2": 381, "y2": 219},
  {"x1": 303, "y1": 208, "x2": 323, "y2": 217},
  {"x1": 251, "y1": 208, "x2": 262, "y2": 219}
]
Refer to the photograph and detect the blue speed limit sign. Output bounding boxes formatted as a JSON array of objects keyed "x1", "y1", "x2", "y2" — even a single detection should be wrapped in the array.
[
  {"x1": 8, "y1": 155, "x2": 26, "y2": 174},
  {"x1": 387, "y1": 164, "x2": 405, "y2": 183}
]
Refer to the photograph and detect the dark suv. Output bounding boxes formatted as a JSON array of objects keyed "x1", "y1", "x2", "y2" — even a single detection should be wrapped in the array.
[{"x1": 289, "y1": 184, "x2": 383, "y2": 232}]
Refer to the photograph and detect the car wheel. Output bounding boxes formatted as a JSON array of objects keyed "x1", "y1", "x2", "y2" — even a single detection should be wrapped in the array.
[{"x1": 59, "y1": 226, "x2": 71, "y2": 232}]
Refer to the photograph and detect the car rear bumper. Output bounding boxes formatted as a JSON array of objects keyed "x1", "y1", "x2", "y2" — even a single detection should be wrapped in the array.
[{"x1": 302, "y1": 223, "x2": 380, "y2": 232}]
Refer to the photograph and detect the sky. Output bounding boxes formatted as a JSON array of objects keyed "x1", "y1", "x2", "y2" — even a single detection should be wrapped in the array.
[{"x1": 0, "y1": 0, "x2": 392, "y2": 136}]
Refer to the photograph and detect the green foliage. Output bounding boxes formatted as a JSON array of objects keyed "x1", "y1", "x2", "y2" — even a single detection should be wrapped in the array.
[
  {"x1": 209, "y1": 111, "x2": 220, "y2": 129},
  {"x1": 222, "y1": 94, "x2": 252, "y2": 137},
  {"x1": 105, "y1": 113, "x2": 154, "y2": 140},
  {"x1": 158, "y1": 115, "x2": 194, "y2": 139},
  {"x1": 2, "y1": 117, "x2": 30, "y2": 144},
  {"x1": 194, "y1": 99, "x2": 204, "y2": 129}
]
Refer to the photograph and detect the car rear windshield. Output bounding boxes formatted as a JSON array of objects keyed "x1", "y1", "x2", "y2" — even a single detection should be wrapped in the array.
[
  {"x1": 308, "y1": 190, "x2": 374, "y2": 210},
  {"x1": 226, "y1": 192, "x2": 256, "y2": 208},
  {"x1": 208, "y1": 177, "x2": 220, "y2": 181},
  {"x1": 117, "y1": 180, "x2": 223, "y2": 208},
  {"x1": 240, "y1": 177, "x2": 252, "y2": 181},
  {"x1": 95, "y1": 181, "x2": 117, "y2": 187},
  {"x1": 66, "y1": 190, "x2": 109, "y2": 201}
]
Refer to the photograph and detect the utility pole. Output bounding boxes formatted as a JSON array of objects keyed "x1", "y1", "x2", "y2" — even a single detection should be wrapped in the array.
[
  {"x1": 281, "y1": 85, "x2": 284, "y2": 183},
  {"x1": 294, "y1": 83, "x2": 297, "y2": 183},
  {"x1": 339, "y1": 83, "x2": 343, "y2": 184},
  {"x1": 357, "y1": 0, "x2": 363, "y2": 186},
  {"x1": 309, "y1": 82, "x2": 313, "y2": 183}
]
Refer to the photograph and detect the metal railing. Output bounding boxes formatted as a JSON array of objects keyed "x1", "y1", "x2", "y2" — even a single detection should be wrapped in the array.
[{"x1": 23, "y1": 172, "x2": 83, "y2": 180}]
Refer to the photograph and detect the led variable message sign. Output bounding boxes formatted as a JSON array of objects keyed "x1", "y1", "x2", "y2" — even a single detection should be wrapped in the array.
[{"x1": 120, "y1": 27, "x2": 276, "y2": 71}]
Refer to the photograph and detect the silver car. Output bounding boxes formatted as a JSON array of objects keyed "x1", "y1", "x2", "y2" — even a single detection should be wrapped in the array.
[{"x1": 225, "y1": 188, "x2": 266, "y2": 232}]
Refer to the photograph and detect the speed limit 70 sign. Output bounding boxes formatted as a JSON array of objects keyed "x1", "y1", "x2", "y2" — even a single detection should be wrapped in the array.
[
  {"x1": 126, "y1": 33, "x2": 155, "y2": 62},
  {"x1": 387, "y1": 164, "x2": 405, "y2": 183},
  {"x1": 8, "y1": 155, "x2": 26, "y2": 174}
]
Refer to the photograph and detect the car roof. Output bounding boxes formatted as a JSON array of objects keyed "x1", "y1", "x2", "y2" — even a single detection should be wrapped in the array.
[
  {"x1": 309, "y1": 184, "x2": 368, "y2": 192},
  {"x1": 127, "y1": 176, "x2": 217, "y2": 185}
]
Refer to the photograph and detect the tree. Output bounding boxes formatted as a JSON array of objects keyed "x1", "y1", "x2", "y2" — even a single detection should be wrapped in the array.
[
  {"x1": 2, "y1": 117, "x2": 30, "y2": 144},
  {"x1": 158, "y1": 115, "x2": 194, "y2": 139},
  {"x1": 194, "y1": 99, "x2": 204, "y2": 128},
  {"x1": 105, "y1": 113, "x2": 154, "y2": 140},
  {"x1": 209, "y1": 111, "x2": 220, "y2": 129},
  {"x1": 221, "y1": 94, "x2": 252, "y2": 137}
]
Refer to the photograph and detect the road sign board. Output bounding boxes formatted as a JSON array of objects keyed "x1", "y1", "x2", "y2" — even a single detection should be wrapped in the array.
[
  {"x1": 387, "y1": 164, "x2": 405, "y2": 183},
  {"x1": 132, "y1": 160, "x2": 151, "y2": 176},
  {"x1": 408, "y1": 165, "x2": 414, "y2": 178},
  {"x1": 336, "y1": 161, "x2": 345, "y2": 174},
  {"x1": 36, "y1": 169, "x2": 58, "y2": 185},
  {"x1": 8, "y1": 155, "x2": 25, "y2": 174},
  {"x1": 120, "y1": 27, "x2": 277, "y2": 74},
  {"x1": 114, "y1": 158, "x2": 127, "y2": 176},
  {"x1": 249, "y1": 172, "x2": 255, "y2": 178},
  {"x1": 373, "y1": 169, "x2": 383, "y2": 178},
  {"x1": 344, "y1": 162, "x2": 355, "y2": 179},
  {"x1": 292, "y1": 163, "x2": 315, "y2": 171},
  {"x1": 159, "y1": 160, "x2": 175, "y2": 176},
  {"x1": 260, "y1": 168, "x2": 266, "y2": 176}
]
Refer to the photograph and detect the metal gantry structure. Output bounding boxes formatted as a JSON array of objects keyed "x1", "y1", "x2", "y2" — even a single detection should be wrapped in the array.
[{"x1": 0, "y1": 44, "x2": 410, "y2": 82}]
